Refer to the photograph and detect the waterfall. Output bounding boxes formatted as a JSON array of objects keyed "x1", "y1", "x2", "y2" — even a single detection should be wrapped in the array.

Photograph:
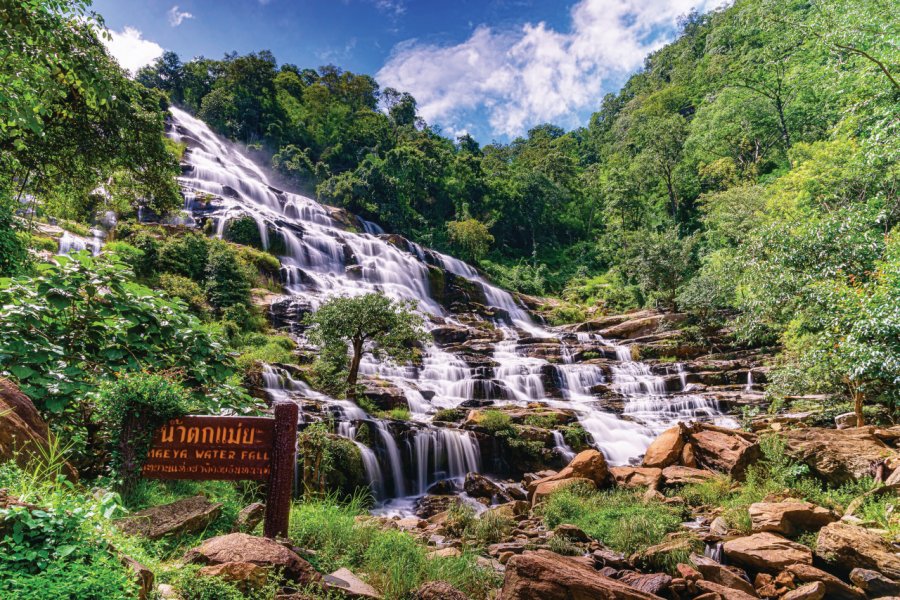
[
  {"x1": 58, "y1": 231, "x2": 102, "y2": 256},
  {"x1": 166, "y1": 107, "x2": 735, "y2": 507},
  {"x1": 745, "y1": 370, "x2": 754, "y2": 392},
  {"x1": 552, "y1": 431, "x2": 576, "y2": 462}
]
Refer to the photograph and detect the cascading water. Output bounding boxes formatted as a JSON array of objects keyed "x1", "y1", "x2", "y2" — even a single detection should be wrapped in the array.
[{"x1": 166, "y1": 107, "x2": 735, "y2": 507}]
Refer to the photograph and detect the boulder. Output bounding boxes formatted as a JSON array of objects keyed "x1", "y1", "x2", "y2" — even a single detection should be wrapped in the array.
[
  {"x1": 642, "y1": 424, "x2": 686, "y2": 468},
  {"x1": 414, "y1": 581, "x2": 468, "y2": 600},
  {"x1": 184, "y1": 532, "x2": 321, "y2": 585},
  {"x1": 554, "y1": 523, "x2": 591, "y2": 543},
  {"x1": 722, "y1": 533, "x2": 813, "y2": 573},
  {"x1": 324, "y1": 568, "x2": 381, "y2": 599},
  {"x1": 781, "y1": 581, "x2": 826, "y2": 600},
  {"x1": 783, "y1": 427, "x2": 895, "y2": 485},
  {"x1": 836, "y1": 413, "x2": 858, "y2": 429},
  {"x1": 748, "y1": 500, "x2": 837, "y2": 536},
  {"x1": 784, "y1": 564, "x2": 866, "y2": 600},
  {"x1": 687, "y1": 424, "x2": 760, "y2": 478},
  {"x1": 616, "y1": 571, "x2": 672, "y2": 595},
  {"x1": 631, "y1": 536, "x2": 698, "y2": 571},
  {"x1": 531, "y1": 477, "x2": 595, "y2": 506},
  {"x1": 695, "y1": 579, "x2": 759, "y2": 600},
  {"x1": 528, "y1": 449, "x2": 609, "y2": 495},
  {"x1": 661, "y1": 466, "x2": 717, "y2": 486},
  {"x1": 198, "y1": 562, "x2": 268, "y2": 592},
  {"x1": 816, "y1": 522, "x2": 900, "y2": 579},
  {"x1": 464, "y1": 473, "x2": 510, "y2": 502},
  {"x1": 610, "y1": 467, "x2": 663, "y2": 489},
  {"x1": 500, "y1": 550, "x2": 664, "y2": 599},
  {"x1": 119, "y1": 553, "x2": 155, "y2": 600},
  {"x1": 0, "y1": 378, "x2": 77, "y2": 480},
  {"x1": 691, "y1": 554, "x2": 757, "y2": 596},
  {"x1": 849, "y1": 568, "x2": 900, "y2": 597},
  {"x1": 233, "y1": 502, "x2": 266, "y2": 533},
  {"x1": 117, "y1": 495, "x2": 222, "y2": 539}
]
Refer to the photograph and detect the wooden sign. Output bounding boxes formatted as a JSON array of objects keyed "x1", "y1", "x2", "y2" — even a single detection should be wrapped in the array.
[{"x1": 142, "y1": 402, "x2": 298, "y2": 538}]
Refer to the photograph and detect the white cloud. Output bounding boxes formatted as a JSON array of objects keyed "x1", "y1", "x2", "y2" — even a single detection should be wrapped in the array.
[
  {"x1": 372, "y1": 0, "x2": 405, "y2": 16},
  {"x1": 377, "y1": 0, "x2": 718, "y2": 138},
  {"x1": 102, "y1": 26, "x2": 164, "y2": 74},
  {"x1": 167, "y1": 5, "x2": 194, "y2": 27}
]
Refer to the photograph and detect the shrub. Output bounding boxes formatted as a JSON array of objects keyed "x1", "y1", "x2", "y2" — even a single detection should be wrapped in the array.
[
  {"x1": 205, "y1": 241, "x2": 253, "y2": 311},
  {"x1": 0, "y1": 464, "x2": 136, "y2": 600},
  {"x1": 478, "y1": 410, "x2": 513, "y2": 434},
  {"x1": 129, "y1": 232, "x2": 160, "y2": 278},
  {"x1": 158, "y1": 233, "x2": 210, "y2": 280},
  {"x1": 0, "y1": 253, "x2": 239, "y2": 415},
  {"x1": 447, "y1": 218, "x2": 494, "y2": 262},
  {"x1": 103, "y1": 241, "x2": 144, "y2": 273},
  {"x1": 433, "y1": 408, "x2": 464, "y2": 423},
  {"x1": 467, "y1": 509, "x2": 514, "y2": 545},
  {"x1": 95, "y1": 372, "x2": 192, "y2": 495},
  {"x1": 224, "y1": 215, "x2": 263, "y2": 249},
  {"x1": 160, "y1": 273, "x2": 209, "y2": 315},
  {"x1": 0, "y1": 197, "x2": 29, "y2": 276}
]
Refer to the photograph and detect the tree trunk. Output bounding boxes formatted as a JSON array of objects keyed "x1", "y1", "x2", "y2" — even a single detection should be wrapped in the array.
[
  {"x1": 775, "y1": 97, "x2": 792, "y2": 151},
  {"x1": 346, "y1": 338, "x2": 364, "y2": 400},
  {"x1": 853, "y1": 387, "x2": 865, "y2": 428}
]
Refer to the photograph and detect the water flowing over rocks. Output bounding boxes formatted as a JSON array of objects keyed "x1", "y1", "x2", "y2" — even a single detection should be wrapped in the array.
[{"x1": 164, "y1": 106, "x2": 760, "y2": 512}]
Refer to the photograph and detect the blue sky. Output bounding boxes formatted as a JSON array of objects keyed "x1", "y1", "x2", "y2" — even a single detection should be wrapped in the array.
[{"x1": 95, "y1": 0, "x2": 719, "y2": 142}]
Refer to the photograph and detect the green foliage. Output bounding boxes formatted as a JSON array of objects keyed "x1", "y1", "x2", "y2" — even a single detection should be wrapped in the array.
[
  {"x1": 95, "y1": 373, "x2": 192, "y2": 495},
  {"x1": 474, "y1": 410, "x2": 512, "y2": 434},
  {"x1": 447, "y1": 218, "x2": 494, "y2": 261},
  {"x1": 159, "y1": 273, "x2": 209, "y2": 315},
  {"x1": 433, "y1": 408, "x2": 465, "y2": 422},
  {"x1": 0, "y1": 254, "x2": 239, "y2": 412},
  {"x1": 0, "y1": 253, "x2": 240, "y2": 415},
  {"x1": 305, "y1": 293, "x2": 428, "y2": 398},
  {"x1": 0, "y1": 198, "x2": 28, "y2": 276},
  {"x1": 168, "y1": 565, "x2": 280, "y2": 600},
  {"x1": 539, "y1": 484, "x2": 684, "y2": 556},
  {"x1": 0, "y1": 463, "x2": 136, "y2": 600},
  {"x1": 205, "y1": 241, "x2": 254, "y2": 312},
  {"x1": 224, "y1": 215, "x2": 264, "y2": 249}
]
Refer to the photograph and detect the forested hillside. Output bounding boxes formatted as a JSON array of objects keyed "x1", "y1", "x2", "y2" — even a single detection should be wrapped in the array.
[{"x1": 132, "y1": 0, "x2": 898, "y2": 413}]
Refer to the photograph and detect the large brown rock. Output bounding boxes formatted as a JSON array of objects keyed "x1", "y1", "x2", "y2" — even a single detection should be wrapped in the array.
[
  {"x1": 783, "y1": 427, "x2": 896, "y2": 485},
  {"x1": 691, "y1": 554, "x2": 757, "y2": 596},
  {"x1": 748, "y1": 500, "x2": 837, "y2": 536},
  {"x1": 499, "y1": 550, "x2": 664, "y2": 599},
  {"x1": 414, "y1": 581, "x2": 468, "y2": 600},
  {"x1": 722, "y1": 533, "x2": 813, "y2": 573},
  {"x1": 642, "y1": 424, "x2": 686, "y2": 468},
  {"x1": 610, "y1": 466, "x2": 663, "y2": 489},
  {"x1": 784, "y1": 564, "x2": 866, "y2": 600},
  {"x1": 198, "y1": 562, "x2": 268, "y2": 593},
  {"x1": 529, "y1": 449, "x2": 609, "y2": 491},
  {"x1": 816, "y1": 522, "x2": 900, "y2": 579},
  {"x1": 0, "y1": 378, "x2": 77, "y2": 480},
  {"x1": 661, "y1": 465, "x2": 717, "y2": 486},
  {"x1": 531, "y1": 477, "x2": 595, "y2": 506},
  {"x1": 694, "y1": 579, "x2": 759, "y2": 600},
  {"x1": 117, "y1": 495, "x2": 222, "y2": 539},
  {"x1": 184, "y1": 532, "x2": 321, "y2": 585},
  {"x1": 687, "y1": 424, "x2": 760, "y2": 478},
  {"x1": 781, "y1": 581, "x2": 826, "y2": 600},
  {"x1": 324, "y1": 568, "x2": 381, "y2": 599},
  {"x1": 849, "y1": 568, "x2": 900, "y2": 597}
]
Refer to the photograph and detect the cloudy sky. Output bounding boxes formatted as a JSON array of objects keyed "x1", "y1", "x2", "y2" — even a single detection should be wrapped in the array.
[{"x1": 93, "y1": 0, "x2": 719, "y2": 142}]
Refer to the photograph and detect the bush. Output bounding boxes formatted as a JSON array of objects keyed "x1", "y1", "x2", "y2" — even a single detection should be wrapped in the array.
[
  {"x1": 158, "y1": 233, "x2": 210, "y2": 280},
  {"x1": 103, "y1": 241, "x2": 144, "y2": 273},
  {"x1": 0, "y1": 198, "x2": 28, "y2": 276},
  {"x1": 159, "y1": 273, "x2": 209, "y2": 315},
  {"x1": 95, "y1": 372, "x2": 192, "y2": 495},
  {"x1": 0, "y1": 464, "x2": 136, "y2": 600},
  {"x1": 205, "y1": 241, "x2": 253, "y2": 311},
  {"x1": 224, "y1": 215, "x2": 263, "y2": 249},
  {"x1": 478, "y1": 410, "x2": 513, "y2": 434},
  {"x1": 433, "y1": 408, "x2": 465, "y2": 423}
]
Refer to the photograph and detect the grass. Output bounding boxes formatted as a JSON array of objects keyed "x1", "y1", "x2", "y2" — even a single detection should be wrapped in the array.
[
  {"x1": 538, "y1": 483, "x2": 684, "y2": 557},
  {"x1": 288, "y1": 495, "x2": 499, "y2": 599},
  {"x1": 380, "y1": 407, "x2": 411, "y2": 421},
  {"x1": 235, "y1": 333, "x2": 297, "y2": 372},
  {"x1": 477, "y1": 410, "x2": 513, "y2": 433},
  {"x1": 433, "y1": 408, "x2": 465, "y2": 422}
]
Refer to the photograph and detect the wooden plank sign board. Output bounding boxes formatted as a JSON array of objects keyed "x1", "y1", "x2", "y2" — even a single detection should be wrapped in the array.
[
  {"x1": 142, "y1": 415, "x2": 275, "y2": 480},
  {"x1": 142, "y1": 402, "x2": 298, "y2": 538}
]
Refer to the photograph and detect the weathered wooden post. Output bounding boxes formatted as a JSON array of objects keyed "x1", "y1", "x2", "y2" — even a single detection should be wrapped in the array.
[{"x1": 263, "y1": 401, "x2": 298, "y2": 539}]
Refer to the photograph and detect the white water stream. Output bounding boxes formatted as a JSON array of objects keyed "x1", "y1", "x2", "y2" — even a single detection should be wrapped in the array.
[{"x1": 166, "y1": 107, "x2": 733, "y2": 507}]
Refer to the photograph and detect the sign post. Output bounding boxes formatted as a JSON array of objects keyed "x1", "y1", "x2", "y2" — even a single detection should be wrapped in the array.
[{"x1": 142, "y1": 401, "x2": 299, "y2": 538}]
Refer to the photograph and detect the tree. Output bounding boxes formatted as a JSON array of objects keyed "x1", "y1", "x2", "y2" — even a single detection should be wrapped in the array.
[
  {"x1": 447, "y1": 218, "x2": 494, "y2": 262},
  {"x1": 622, "y1": 227, "x2": 699, "y2": 310},
  {"x1": 0, "y1": 197, "x2": 28, "y2": 276},
  {"x1": 304, "y1": 293, "x2": 428, "y2": 401}
]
